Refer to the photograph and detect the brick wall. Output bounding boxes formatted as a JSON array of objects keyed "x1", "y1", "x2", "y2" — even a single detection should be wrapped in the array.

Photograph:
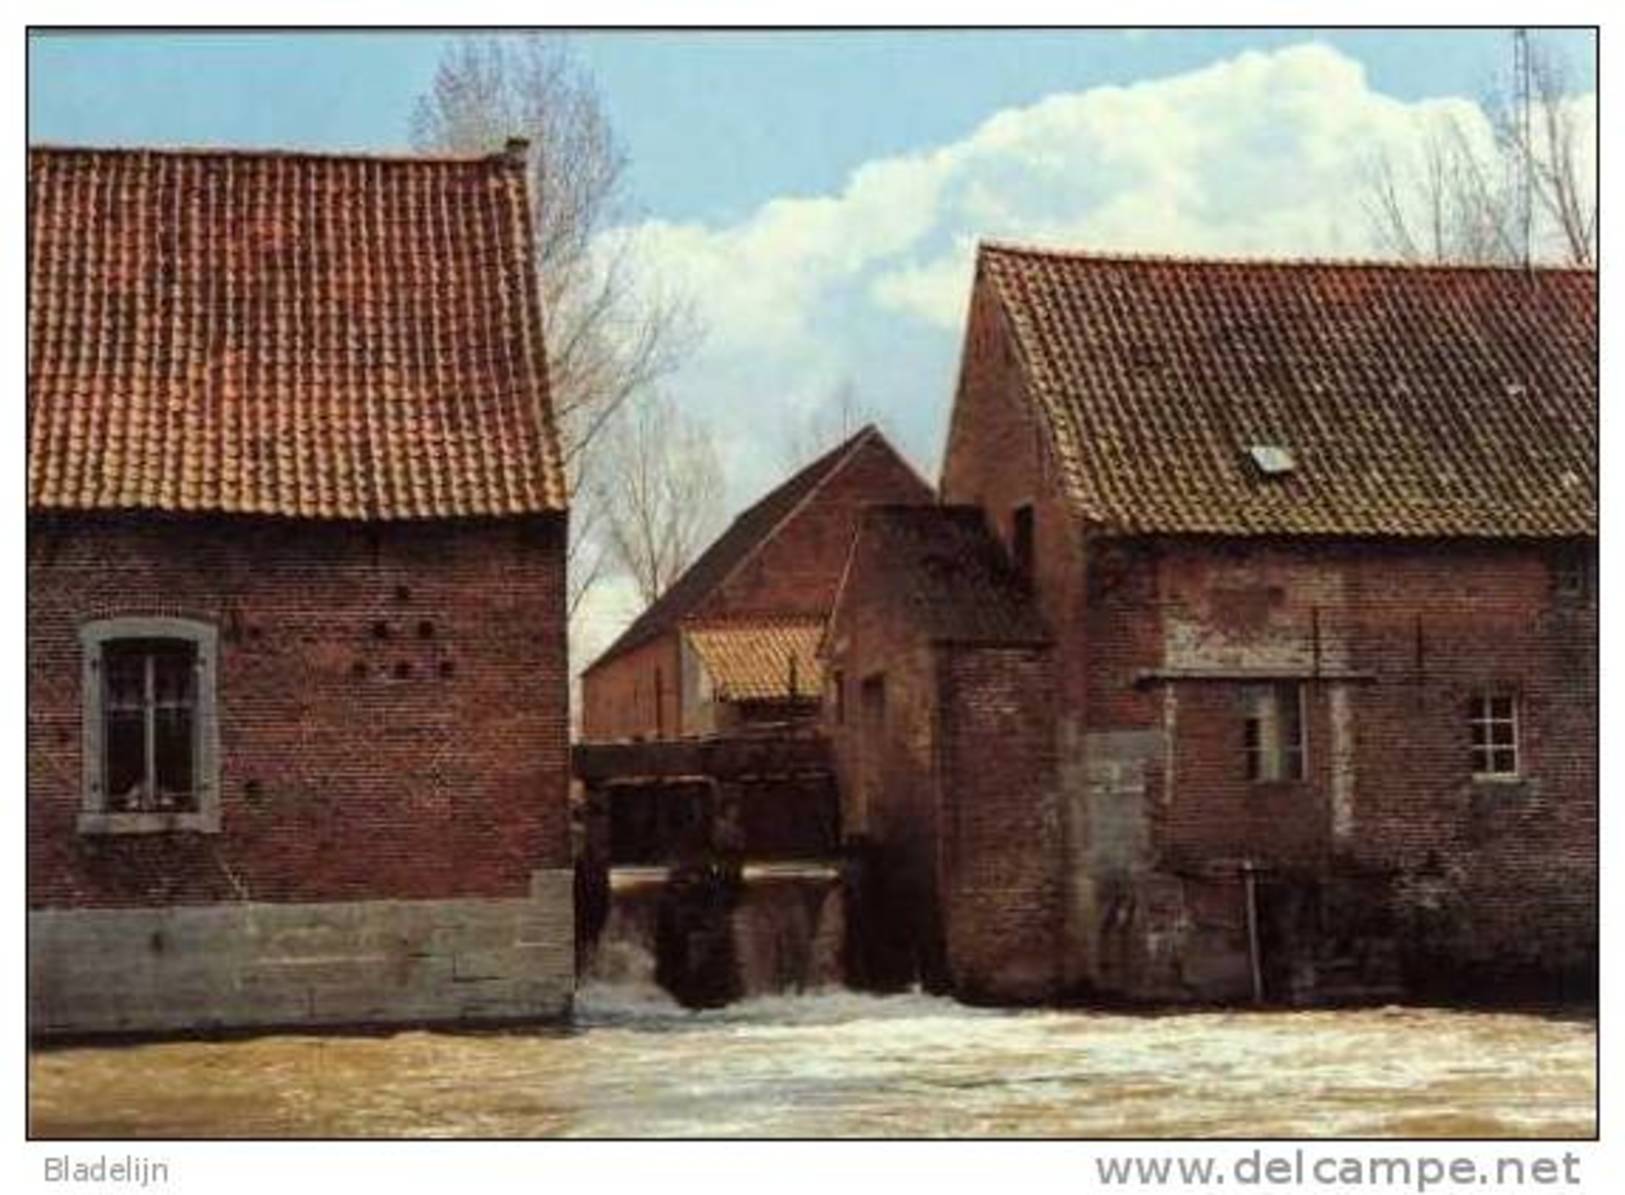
[
  {"x1": 579, "y1": 631, "x2": 683, "y2": 741},
  {"x1": 939, "y1": 292, "x2": 1593, "y2": 992},
  {"x1": 939, "y1": 645, "x2": 1063, "y2": 1002},
  {"x1": 582, "y1": 433, "x2": 933, "y2": 744},
  {"x1": 824, "y1": 510, "x2": 1064, "y2": 1000},
  {"x1": 939, "y1": 279, "x2": 1095, "y2": 986},
  {"x1": 702, "y1": 435, "x2": 934, "y2": 624},
  {"x1": 27, "y1": 510, "x2": 572, "y2": 910},
  {"x1": 1101, "y1": 536, "x2": 1598, "y2": 985}
]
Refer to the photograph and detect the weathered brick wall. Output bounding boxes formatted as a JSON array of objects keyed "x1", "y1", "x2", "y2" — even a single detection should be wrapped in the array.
[
  {"x1": 27, "y1": 511, "x2": 571, "y2": 910},
  {"x1": 940, "y1": 281, "x2": 1087, "y2": 711},
  {"x1": 580, "y1": 435, "x2": 932, "y2": 745},
  {"x1": 579, "y1": 631, "x2": 683, "y2": 741},
  {"x1": 823, "y1": 531, "x2": 947, "y2": 989},
  {"x1": 1096, "y1": 537, "x2": 1597, "y2": 984},
  {"x1": 939, "y1": 645, "x2": 1063, "y2": 1002},
  {"x1": 938, "y1": 285, "x2": 1094, "y2": 985},
  {"x1": 702, "y1": 435, "x2": 934, "y2": 623}
]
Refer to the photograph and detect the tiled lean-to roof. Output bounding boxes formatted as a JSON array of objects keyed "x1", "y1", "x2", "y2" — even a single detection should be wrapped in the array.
[
  {"x1": 28, "y1": 144, "x2": 566, "y2": 520},
  {"x1": 685, "y1": 619, "x2": 825, "y2": 702},
  {"x1": 977, "y1": 243, "x2": 1597, "y2": 539}
]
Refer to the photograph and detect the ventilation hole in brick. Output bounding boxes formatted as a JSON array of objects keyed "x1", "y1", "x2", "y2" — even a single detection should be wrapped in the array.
[
  {"x1": 244, "y1": 779, "x2": 263, "y2": 802},
  {"x1": 149, "y1": 930, "x2": 165, "y2": 955},
  {"x1": 372, "y1": 620, "x2": 391, "y2": 641},
  {"x1": 351, "y1": 660, "x2": 368, "y2": 679},
  {"x1": 394, "y1": 584, "x2": 411, "y2": 603},
  {"x1": 394, "y1": 661, "x2": 412, "y2": 680},
  {"x1": 417, "y1": 619, "x2": 435, "y2": 640},
  {"x1": 439, "y1": 659, "x2": 456, "y2": 678},
  {"x1": 247, "y1": 625, "x2": 263, "y2": 641}
]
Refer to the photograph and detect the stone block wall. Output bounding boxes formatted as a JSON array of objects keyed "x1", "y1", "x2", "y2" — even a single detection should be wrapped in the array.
[{"x1": 29, "y1": 870, "x2": 574, "y2": 1035}]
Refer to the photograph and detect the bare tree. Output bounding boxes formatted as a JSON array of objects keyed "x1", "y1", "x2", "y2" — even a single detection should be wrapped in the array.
[
  {"x1": 410, "y1": 35, "x2": 698, "y2": 622},
  {"x1": 1363, "y1": 36, "x2": 1594, "y2": 267},
  {"x1": 779, "y1": 378, "x2": 878, "y2": 473},
  {"x1": 597, "y1": 392, "x2": 726, "y2": 607}
]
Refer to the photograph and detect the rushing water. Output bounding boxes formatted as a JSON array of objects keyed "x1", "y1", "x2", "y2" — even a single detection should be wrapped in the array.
[{"x1": 29, "y1": 987, "x2": 1594, "y2": 1138}]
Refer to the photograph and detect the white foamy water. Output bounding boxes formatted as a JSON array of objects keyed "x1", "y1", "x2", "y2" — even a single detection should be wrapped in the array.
[{"x1": 29, "y1": 994, "x2": 1594, "y2": 1138}]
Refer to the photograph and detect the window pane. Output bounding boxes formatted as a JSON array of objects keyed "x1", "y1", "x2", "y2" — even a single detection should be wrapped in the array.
[
  {"x1": 1284, "y1": 747, "x2": 1304, "y2": 781},
  {"x1": 1490, "y1": 696, "x2": 1514, "y2": 720},
  {"x1": 105, "y1": 711, "x2": 146, "y2": 809},
  {"x1": 1489, "y1": 722, "x2": 1515, "y2": 746},
  {"x1": 1492, "y1": 749, "x2": 1516, "y2": 774},
  {"x1": 152, "y1": 645, "x2": 196, "y2": 706},
  {"x1": 1471, "y1": 747, "x2": 1490, "y2": 772},
  {"x1": 103, "y1": 650, "x2": 146, "y2": 710},
  {"x1": 1470, "y1": 723, "x2": 1488, "y2": 746},
  {"x1": 153, "y1": 707, "x2": 195, "y2": 807}
]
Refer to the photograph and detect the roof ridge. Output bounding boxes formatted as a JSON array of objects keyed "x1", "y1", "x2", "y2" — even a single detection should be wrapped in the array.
[
  {"x1": 29, "y1": 142, "x2": 521, "y2": 168},
  {"x1": 686, "y1": 614, "x2": 827, "y2": 632},
  {"x1": 977, "y1": 239, "x2": 1596, "y2": 275},
  {"x1": 582, "y1": 424, "x2": 883, "y2": 671}
]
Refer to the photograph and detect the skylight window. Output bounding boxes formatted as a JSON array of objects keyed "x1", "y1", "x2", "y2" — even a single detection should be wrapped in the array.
[{"x1": 1246, "y1": 445, "x2": 1296, "y2": 477}]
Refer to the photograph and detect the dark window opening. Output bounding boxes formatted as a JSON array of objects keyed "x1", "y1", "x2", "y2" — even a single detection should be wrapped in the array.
[
  {"x1": 1243, "y1": 682, "x2": 1304, "y2": 782},
  {"x1": 102, "y1": 638, "x2": 199, "y2": 813},
  {"x1": 1012, "y1": 504, "x2": 1035, "y2": 583},
  {"x1": 859, "y1": 673, "x2": 888, "y2": 821},
  {"x1": 1551, "y1": 551, "x2": 1589, "y2": 599}
]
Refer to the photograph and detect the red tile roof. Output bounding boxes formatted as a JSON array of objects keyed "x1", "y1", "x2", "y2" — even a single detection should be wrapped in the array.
[
  {"x1": 978, "y1": 244, "x2": 1596, "y2": 539},
  {"x1": 685, "y1": 619, "x2": 825, "y2": 702},
  {"x1": 830, "y1": 506, "x2": 1051, "y2": 649},
  {"x1": 28, "y1": 144, "x2": 565, "y2": 520}
]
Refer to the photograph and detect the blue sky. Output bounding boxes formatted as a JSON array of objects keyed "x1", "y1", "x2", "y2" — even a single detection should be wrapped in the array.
[
  {"x1": 26, "y1": 28, "x2": 1600, "y2": 658},
  {"x1": 29, "y1": 29, "x2": 1596, "y2": 225}
]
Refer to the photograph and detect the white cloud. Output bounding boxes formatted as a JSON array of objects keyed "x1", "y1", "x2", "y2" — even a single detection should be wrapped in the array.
[{"x1": 580, "y1": 41, "x2": 1596, "y2": 652}]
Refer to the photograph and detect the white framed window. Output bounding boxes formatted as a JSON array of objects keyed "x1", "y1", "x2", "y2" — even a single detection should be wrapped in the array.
[
  {"x1": 80, "y1": 617, "x2": 220, "y2": 834},
  {"x1": 1243, "y1": 682, "x2": 1305, "y2": 782},
  {"x1": 1468, "y1": 693, "x2": 1519, "y2": 779}
]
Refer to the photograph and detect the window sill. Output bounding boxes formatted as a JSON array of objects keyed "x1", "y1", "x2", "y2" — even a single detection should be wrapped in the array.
[
  {"x1": 77, "y1": 809, "x2": 221, "y2": 836},
  {"x1": 1470, "y1": 774, "x2": 1525, "y2": 785}
]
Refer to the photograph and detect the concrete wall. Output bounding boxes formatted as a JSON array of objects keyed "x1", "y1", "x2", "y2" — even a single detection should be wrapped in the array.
[{"x1": 29, "y1": 870, "x2": 574, "y2": 1036}]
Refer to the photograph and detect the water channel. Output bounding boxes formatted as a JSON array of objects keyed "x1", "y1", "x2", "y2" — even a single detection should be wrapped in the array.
[{"x1": 29, "y1": 987, "x2": 1594, "y2": 1138}]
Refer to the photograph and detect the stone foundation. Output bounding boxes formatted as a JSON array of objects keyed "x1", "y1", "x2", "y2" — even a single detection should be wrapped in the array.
[{"x1": 29, "y1": 869, "x2": 573, "y2": 1037}]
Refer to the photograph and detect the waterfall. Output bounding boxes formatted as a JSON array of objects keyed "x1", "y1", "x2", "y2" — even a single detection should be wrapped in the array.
[{"x1": 581, "y1": 862, "x2": 848, "y2": 1009}]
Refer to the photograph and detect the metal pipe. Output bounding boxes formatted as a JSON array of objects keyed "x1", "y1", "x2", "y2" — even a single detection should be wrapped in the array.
[{"x1": 1243, "y1": 860, "x2": 1264, "y2": 1005}]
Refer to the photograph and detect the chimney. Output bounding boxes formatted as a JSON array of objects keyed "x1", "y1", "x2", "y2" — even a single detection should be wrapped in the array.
[{"x1": 501, "y1": 136, "x2": 529, "y2": 167}]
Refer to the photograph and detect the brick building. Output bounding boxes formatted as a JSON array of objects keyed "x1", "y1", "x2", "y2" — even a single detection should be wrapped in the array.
[
  {"x1": 834, "y1": 244, "x2": 1596, "y2": 1004},
  {"x1": 823, "y1": 505, "x2": 1058, "y2": 1002},
  {"x1": 27, "y1": 143, "x2": 575, "y2": 1035},
  {"x1": 581, "y1": 425, "x2": 932, "y2": 741}
]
